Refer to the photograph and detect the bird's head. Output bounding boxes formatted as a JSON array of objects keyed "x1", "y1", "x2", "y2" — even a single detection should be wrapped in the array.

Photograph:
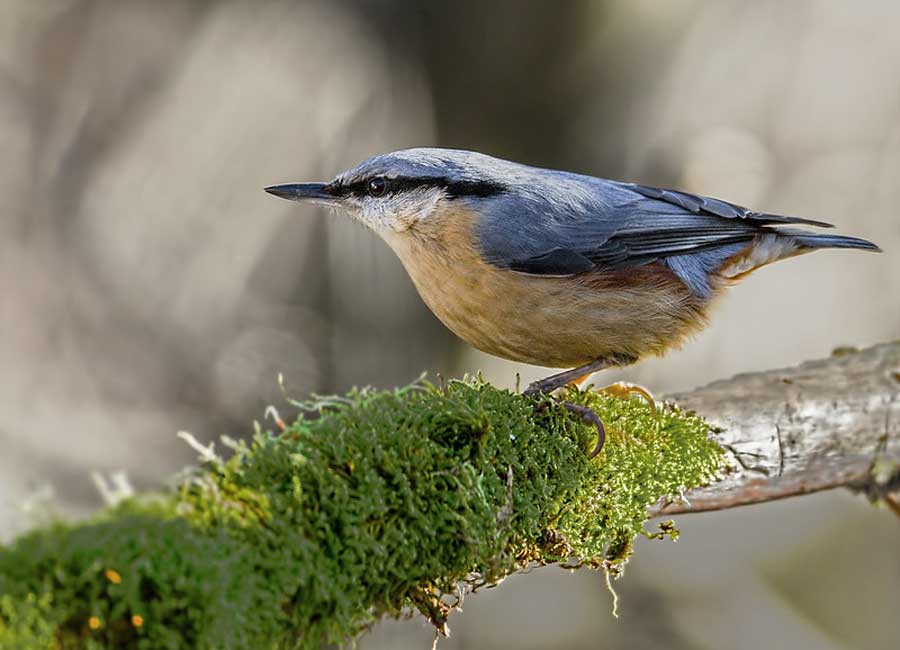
[{"x1": 265, "y1": 148, "x2": 517, "y2": 235}]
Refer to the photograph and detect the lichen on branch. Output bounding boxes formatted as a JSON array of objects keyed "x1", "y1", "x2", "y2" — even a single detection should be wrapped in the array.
[{"x1": 0, "y1": 379, "x2": 724, "y2": 650}]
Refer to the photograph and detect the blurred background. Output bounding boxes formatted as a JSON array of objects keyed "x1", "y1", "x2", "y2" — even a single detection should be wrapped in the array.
[{"x1": 1, "y1": 0, "x2": 898, "y2": 647}]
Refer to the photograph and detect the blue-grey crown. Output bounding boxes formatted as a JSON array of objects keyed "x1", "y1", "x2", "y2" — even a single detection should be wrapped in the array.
[{"x1": 330, "y1": 148, "x2": 534, "y2": 199}]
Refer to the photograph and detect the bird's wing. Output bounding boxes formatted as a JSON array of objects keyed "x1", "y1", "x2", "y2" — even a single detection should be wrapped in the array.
[{"x1": 477, "y1": 179, "x2": 832, "y2": 277}]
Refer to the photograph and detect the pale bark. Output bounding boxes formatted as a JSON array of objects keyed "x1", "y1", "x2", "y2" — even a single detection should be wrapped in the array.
[{"x1": 649, "y1": 342, "x2": 900, "y2": 517}]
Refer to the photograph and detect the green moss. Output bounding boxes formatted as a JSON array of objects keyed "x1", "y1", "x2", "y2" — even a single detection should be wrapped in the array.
[
  {"x1": 0, "y1": 592, "x2": 59, "y2": 650},
  {"x1": 0, "y1": 379, "x2": 724, "y2": 649}
]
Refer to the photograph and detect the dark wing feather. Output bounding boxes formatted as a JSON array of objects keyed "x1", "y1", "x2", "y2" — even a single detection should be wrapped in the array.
[
  {"x1": 626, "y1": 183, "x2": 834, "y2": 228},
  {"x1": 508, "y1": 248, "x2": 594, "y2": 275}
]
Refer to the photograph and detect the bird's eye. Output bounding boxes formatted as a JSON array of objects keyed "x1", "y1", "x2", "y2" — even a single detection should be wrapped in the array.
[{"x1": 367, "y1": 177, "x2": 387, "y2": 197}]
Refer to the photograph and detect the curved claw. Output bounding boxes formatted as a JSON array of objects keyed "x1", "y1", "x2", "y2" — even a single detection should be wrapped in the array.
[{"x1": 559, "y1": 401, "x2": 606, "y2": 458}]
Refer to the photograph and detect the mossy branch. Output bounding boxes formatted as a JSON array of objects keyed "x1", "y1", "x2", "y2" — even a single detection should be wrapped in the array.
[
  {"x1": 2, "y1": 343, "x2": 897, "y2": 649},
  {"x1": 0, "y1": 380, "x2": 721, "y2": 650}
]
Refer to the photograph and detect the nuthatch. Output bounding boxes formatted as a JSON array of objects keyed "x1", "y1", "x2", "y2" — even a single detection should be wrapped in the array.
[{"x1": 266, "y1": 148, "x2": 880, "y2": 455}]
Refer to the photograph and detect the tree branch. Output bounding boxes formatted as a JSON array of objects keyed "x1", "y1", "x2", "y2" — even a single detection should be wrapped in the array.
[
  {"x1": 650, "y1": 342, "x2": 900, "y2": 517},
  {"x1": 2, "y1": 346, "x2": 897, "y2": 648}
]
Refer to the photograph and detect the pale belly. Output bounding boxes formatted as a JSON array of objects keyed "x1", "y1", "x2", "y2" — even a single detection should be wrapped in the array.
[{"x1": 385, "y1": 230, "x2": 707, "y2": 369}]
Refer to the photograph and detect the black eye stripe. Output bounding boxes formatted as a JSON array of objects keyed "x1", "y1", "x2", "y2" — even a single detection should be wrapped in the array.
[
  {"x1": 442, "y1": 179, "x2": 507, "y2": 198},
  {"x1": 331, "y1": 176, "x2": 506, "y2": 199}
]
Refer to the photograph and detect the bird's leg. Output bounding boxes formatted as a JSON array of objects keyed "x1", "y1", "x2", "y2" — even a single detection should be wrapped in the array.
[
  {"x1": 526, "y1": 357, "x2": 656, "y2": 414},
  {"x1": 563, "y1": 375, "x2": 656, "y2": 414},
  {"x1": 565, "y1": 373, "x2": 592, "y2": 388},
  {"x1": 524, "y1": 355, "x2": 636, "y2": 458},
  {"x1": 594, "y1": 381, "x2": 657, "y2": 416},
  {"x1": 523, "y1": 355, "x2": 635, "y2": 396}
]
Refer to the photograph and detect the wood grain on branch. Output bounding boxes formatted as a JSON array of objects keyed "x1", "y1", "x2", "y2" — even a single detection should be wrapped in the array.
[{"x1": 650, "y1": 342, "x2": 900, "y2": 516}]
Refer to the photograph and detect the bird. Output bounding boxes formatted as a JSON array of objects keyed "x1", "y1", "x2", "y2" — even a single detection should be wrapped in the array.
[{"x1": 265, "y1": 148, "x2": 880, "y2": 456}]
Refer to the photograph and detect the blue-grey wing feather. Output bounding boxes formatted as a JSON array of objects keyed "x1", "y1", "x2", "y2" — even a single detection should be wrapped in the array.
[{"x1": 475, "y1": 174, "x2": 832, "y2": 298}]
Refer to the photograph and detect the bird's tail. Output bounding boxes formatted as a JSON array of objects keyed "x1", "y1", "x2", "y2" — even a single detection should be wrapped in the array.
[
  {"x1": 719, "y1": 228, "x2": 880, "y2": 280},
  {"x1": 783, "y1": 230, "x2": 882, "y2": 253}
]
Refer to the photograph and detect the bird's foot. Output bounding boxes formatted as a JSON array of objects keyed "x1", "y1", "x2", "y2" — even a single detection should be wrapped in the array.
[
  {"x1": 523, "y1": 356, "x2": 638, "y2": 459},
  {"x1": 525, "y1": 389, "x2": 607, "y2": 459},
  {"x1": 594, "y1": 381, "x2": 657, "y2": 416},
  {"x1": 557, "y1": 400, "x2": 606, "y2": 459}
]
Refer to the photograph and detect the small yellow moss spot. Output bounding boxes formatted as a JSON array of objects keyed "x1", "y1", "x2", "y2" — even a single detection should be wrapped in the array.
[
  {"x1": 131, "y1": 614, "x2": 144, "y2": 627},
  {"x1": 105, "y1": 569, "x2": 122, "y2": 584},
  {"x1": 88, "y1": 616, "x2": 101, "y2": 630}
]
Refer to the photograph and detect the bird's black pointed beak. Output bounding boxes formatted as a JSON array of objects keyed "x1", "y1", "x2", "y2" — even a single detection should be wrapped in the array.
[{"x1": 264, "y1": 182, "x2": 334, "y2": 202}]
